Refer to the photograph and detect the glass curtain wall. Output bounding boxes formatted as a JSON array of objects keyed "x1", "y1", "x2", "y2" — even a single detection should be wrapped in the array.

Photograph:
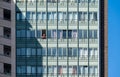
[{"x1": 16, "y1": 0, "x2": 99, "y2": 77}]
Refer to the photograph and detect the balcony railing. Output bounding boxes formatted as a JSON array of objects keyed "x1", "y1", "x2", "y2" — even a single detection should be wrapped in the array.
[{"x1": 16, "y1": 1, "x2": 98, "y2": 8}]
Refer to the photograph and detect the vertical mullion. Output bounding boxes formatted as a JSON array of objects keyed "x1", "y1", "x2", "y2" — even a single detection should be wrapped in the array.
[
  {"x1": 57, "y1": 0, "x2": 58, "y2": 77},
  {"x1": 77, "y1": 0, "x2": 79, "y2": 77},
  {"x1": 67, "y1": 0, "x2": 69, "y2": 77},
  {"x1": 88, "y1": 0, "x2": 90, "y2": 77},
  {"x1": 36, "y1": 0, "x2": 37, "y2": 76},
  {"x1": 46, "y1": 0, "x2": 48, "y2": 77},
  {"x1": 25, "y1": 0, "x2": 27, "y2": 77}
]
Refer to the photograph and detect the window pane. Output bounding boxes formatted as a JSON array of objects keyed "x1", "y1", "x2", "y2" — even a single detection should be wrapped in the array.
[
  {"x1": 73, "y1": 48, "x2": 77, "y2": 57},
  {"x1": 63, "y1": 48, "x2": 66, "y2": 56},
  {"x1": 68, "y1": 30, "x2": 72, "y2": 39},
  {"x1": 48, "y1": 30, "x2": 51, "y2": 38},
  {"x1": 68, "y1": 48, "x2": 72, "y2": 57},
  {"x1": 58, "y1": 48, "x2": 62, "y2": 57}
]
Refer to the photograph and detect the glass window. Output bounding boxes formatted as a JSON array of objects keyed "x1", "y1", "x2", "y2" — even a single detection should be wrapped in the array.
[
  {"x1": 89, "y1": 12, "x2": 93, "y2": 21},
  {"x1": 63, "y1": 30, "x2": 66, "y2": 38},
  {"x1": 94, "y1": 48, "x2": 98, "y2": 56},
  {"x1": 84, "y1": 48, "x2": 88, "y2": 57},
  {"x1": 79, "y1": 48, "x2": 83, "y2": 57},
  {"x1": 42, "y1": 66, "x2": 46, "y2": 73},
  {"x1": 52, "y1": 30, "x2": 57, "y2": 38},
  {"x1": 22, "y1": 12, "x2": 26, "y2": 20},
  {"x1": 27, "y1": 30, "x2": 30, "y2": 38},
  {"x1": 48, "y1": 48, "x2": 51, "y2": 56},
  {"x1": 42, "y1": 30, "x2": 46, "y2": 39},
  {"x1": 26, "y1": 48, "x2": 31, "y2": 57},
  {"x1": 52, "y1": 48, "x2": 56, "y2": 57},
  {"x1": 68, "y1": 48, "x2": 72, "y2": 57},
  {"x1": 72, "y1": 30, "x2": 77, "y2": 38},
  {"x1": 63, "y1": 66, "x2": 67, "y2": 74},
  {"x1": 53, "y1": 12, "x2": 57, "y2": 20},
  {"x1": 73, "y1": 66, "x2": 77, "y2": 74},
  {"x1": 94, "y1": 12, "x2": 97, "y2": 21},
  {"x1": 27, "y1": 66, "x2": 31, "y2": 74},
  {"x1": 78, "y1": 12, "x2": 82, "y2": 21},
  {"x1": 17, "y1": 48, "x2": 20, "y2": 55},
  {"x1": 83, "y1": 30, "x2": 87, "y2": 39},
  {"x1": 89, "y1": 30, "x2": 93, "y2": 38},
  {"x1": 73, "y1": 48, "x2": 77, "y2": 57},
  {"x1": 89, "y1": 48, "x2": 94, "y2": 57},
  {"x1": 47, "y1": 30, "x2": 51, "y2": 38},
  {"x1": 57, "y1": 30, "x2": 62, "y2": 39},
  {"x1": 79, "y1": 30, "x2": 82, "y2": 39},
  {"x1": 37, "y1": 66, "x2": 42, "y2": 73},
  {"x1": 37, "y1": 48, "x2": 41, "y2": 55},
  {"x1": 42, "y1": 48, "x2": 46, "y2": 56},
  {"x1": 48, "y1": 12, "x2": 51, "y2": 20},
  {"x1": 31, "y1": 67, "x2": 36, "y2": 74},
  {"x1": 89, "y1": 66, "x2": 94, "y2": 75},
  {"x1": 37, "y1": 30, "x2": 41, "y2": 38},
  {"x1": 63, "y1": 48, "x2": 66, "y2": 56},
  {"x1": 84, "y1": 12, "x2": 88, "y2": 20},
  {"x1": 69, "y1": 66, "x2": 72, "y2": 74},
  {"x1": 58, "y1": 48, "x2": 62, "y2": 57},
  {"x1": 94, "y1": 66, "x2": 98, "y2": 75},
  {"x1": 26, "y1": 12, "x2": 31, "y2": 20},
  {"x1": 17, "y1": 66, "x2": 20, "y2": 73},
  {"x1": 42, "y1": 12, "x2": 46, "y2": 20},
  {"x1": 37, "y1": 12, "x2": 42, "y2": 20},
  {"x1": 53, "y1": 66, "x2": 57, "y2": 74},
  {"x1": 63, "y1": 12, "x2": 67, "y2": 20},
  {"x1": 21, "y1": 48, "x2": 26, "y2": 55},
  {"x1": 58, "y1": 66, "x2": 62, "y2": 75},
  {"x1": 69, "y1": 12, "x2": 73, "y2": 20},
  {"x1": 17, "y1": 13, "x2": 20, "y2": 20},
  {"x1": 31, "y1": 30, "x2": 35, "y2": 37},
  {"x1": 32, "y1": 12, "x2": 36, "y2": 20},
  {"x1": 94, "y1": 30, "x2": 97, "y2": 39},
  {"x1": 83, "y1": 66, "x2": 88, "y2": 75},
  {"x1": 58, "y1": 12, "x2": 63, "y2": 21},
  {"x1": 78, "y1": 66, "x2": 81, "y2": 75},
  {"x1": 31, "y1": 48, "x2": 36, "y2": 55},
  {"x1": 21, "y1": 30, "x2": 25, "y2": 37},
  {"x1": 68, "y1": 30, "x2": 72, "y2": 39},
  {"x1": 73, "y1": 12, "x2": 77, "y2": 20},
  {"x1": 17, "y1": 30, "x2": 20, "y2": 37}
]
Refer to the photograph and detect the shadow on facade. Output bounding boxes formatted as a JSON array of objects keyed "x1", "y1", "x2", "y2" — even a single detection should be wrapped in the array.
[{"x1": 16, "y1": 6, "x2": 44, "y2": 77}]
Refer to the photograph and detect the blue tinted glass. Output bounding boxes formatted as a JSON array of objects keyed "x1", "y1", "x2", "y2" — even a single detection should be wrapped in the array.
[
  {"x1": 94, "y1": 30, "x2": 97, "y2": 39},
  {"x1": 58, "y1": 48, "x2": 62, "y2": 57},
  {"x1": 68, "y1": 30, "x2": 72, "y2": 38},
  {"x1": 26, "y1": 12, "x2": 30, "y2": 20},
  {"x1": 63, "y1": 30, "x2": 66, "y2": 38},
  {"x1": 48, "y1": 30, "x2": 51, "y2": 38},
  {"x1": 79, "y1": 30, "x2": 82, "y2": 39},
  {"x1": 63, "y1": 48, "x2": 66, "y2": 56},
  {"x1": 52, "y1": 30, "x2": 56, "y2": 38},
  {"x1": 52, "y1": 48, "x2": 56, "y2": 57},
  {"x1": 84, "y1": 30, "x2": 87, "y2": 38},
  {"x1": 68, "y1": 48, "x2": 72, "y2": 57},
  {"x1": 57, "y1": 30, "x2": 62, "y2": 39},
  {"x1": 37, "y1": 30, "x2": 41, "y2": 38},
  {"x1": 89, "y1": 30, "x2": 92, "y2": 38},
  {"x1": 42, "y1": 48, "x2": 46, "y2": 56},
  {"x1": 73, "y1": 48, "x2": 77, "y2": 57},
  {"x1": 48, "y1": 48, "x2": 51, "y2": 56},
  {"x1": 37, "y1": 48, "x2": 41, "y2": 55}
]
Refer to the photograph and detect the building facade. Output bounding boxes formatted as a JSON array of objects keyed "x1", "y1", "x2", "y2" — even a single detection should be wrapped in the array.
[
  {"x1": 0, "y1": 0, "x2": 15, "y2": 77},
  {"x1": 0, "y1": 0, "x2": 107, "y2": 77}
]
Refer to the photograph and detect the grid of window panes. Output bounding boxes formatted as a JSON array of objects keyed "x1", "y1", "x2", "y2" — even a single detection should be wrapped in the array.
[{"x1": 16, "y1": 0, "x2": 99, "y2": 77}]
